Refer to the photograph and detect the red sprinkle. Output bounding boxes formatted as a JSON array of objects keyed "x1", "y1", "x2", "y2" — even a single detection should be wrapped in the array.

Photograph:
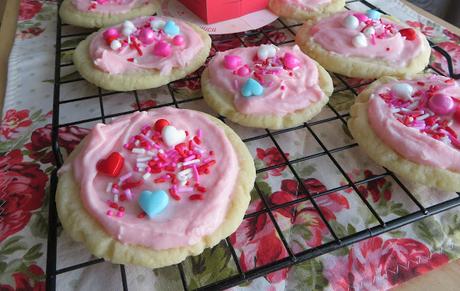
[
  {"x1": 399, "y1": 28, "x2": 417, "y2": 41},
  {"x1": 119, "y1": 194, "x2": 127, "y2": 201},
  {"x1": 169, "y1": 188, "x2": 181, "y2": 200},
  {"x1": 137, "y1": 212, "x2": 146, "y2": 219},
  {"x1": 189, "y1": 194, "x2": 204, "y2": 201},
  {"x1": 193, "y1": 136, "x2": 201, "y2": 144},
  {"x1": 118, "y1": 206, "x2": 125, "y2": 212},
  {"x1": 127, "y1": 58, "x2": 135, "y2": 62},
  {"x1": 121, "y1": 178, "x2": 143, "y2": 190},
  {"x1": 154, "y1": 177, "x2": 167, "y2": 183}
]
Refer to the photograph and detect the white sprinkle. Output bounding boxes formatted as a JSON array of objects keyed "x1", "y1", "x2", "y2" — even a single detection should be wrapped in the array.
[
  {"x1": 159, "y1": 149, "x2": 165, "y2": 154},
  {"x1": 114, "y1": 194, "x2": 119, "y2": 203},
  {"x1": 112, "y1": 188, "x2": 119, "y2": 195},
  {"x1": 124, "y1": 189, "x2": 133, "y2": 200},
  {"x1": 183, "y1": 159, "x2": 200, "y2": 166},
  {"x1": 132, "y1": 148, "x2": 146, "y2": 154},
  {"x1": 135, "y1": 140, "x2": 140, "y2": 146},
  {"x1": 146, "y1": 150, "x2": 157, "y2": 156},
  {"x1": 416, "y1": 113, "x2": 430, "y2": 121},
  {"x1": 431, "y1": 124, "x2": 439, "y2": 130},
  {"x1": 137, "y1": 156, "x2": 152, "y2": 162},
  {"x1": 401, "y1": 107, "x2": 411, "y2": 112},
  {"x1": 177, "y1": 162, "x2": 183, "y2": 168},
  {"x1": 391, "y1": 108, "x2": 401, "y2": 113},
  {"x1": 180, "y1": 180, "x2": 187, "y2": 186},
  {"x1": 448, "y1": 120, "x2": 454, "y2": 127},
  {"x1": 408, "y1": 117, "x2": 414, "y2": 122},
  {"x1": 406, "y1": 101, "x2": 419, "y2": 110},
  {"x1": 441, "y1": 136, "x2": 451, "y2": 144},
  {"x1": 106, "y1": 182, "x2": 113, "y2": 193},
  {"x1": 178, "y1": 169, "x2": 192, "y2": 176},
  {"x1": 143, "y1": 172, "x2": 151, "y2": 180},
  {"x1": 119, "y1": 172, "x2": 132, "y2": 183}
]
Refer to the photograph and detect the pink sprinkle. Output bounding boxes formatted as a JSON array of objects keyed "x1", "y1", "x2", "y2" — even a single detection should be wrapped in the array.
[
  {"x1": 192, "y1": 164, "x2": 199, "y2": 183},
  {"x1": 124, "y1": 189, "x2": 133, "y2": 200},
  {"x1": 153, "y1": 143, "x2": 161, "y2": 149},
  {"x1": 145, "y1": 166, "x2": 151, "y2": 173},
  {"x1": 197, "y1": 129, "x2": 202, "y2": 138},
  {"x1": 140, "y1": 134, "x2": 155, "y2": 146},
  {"x1": 106, "y1": 210, "x2": 113, "y2": 216},
  {"x1": 184, "y1": 155, "x2": 196, "y2": 162},
  {"x1": 177, "y1": 187, "x2": 194, "y2": 193},
  {"x1": 116, "y1": 211, "x2": 124, "y2": 217}
]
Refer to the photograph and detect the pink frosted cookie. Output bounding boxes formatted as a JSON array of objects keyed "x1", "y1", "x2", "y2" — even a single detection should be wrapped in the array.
[
  {"x1": 201, "y1": 45, "x2": 333, "y2": 129},
  {"x1": 269, "y1": 0, "x2": 345, "y2": 20},
  {"x1": 296, "y1": 10, "x2": 431, "y2": 78},
  {"x1": 349, "y1": 74, "x2": 460, "y2": 191},
  {"x1": 59, "y1": 0, "x2": 160, "y2": 28},
  {"x1": 73, "y1": 16, "x2": 211, "y2": 91},
  {"x1": 56, "y1": 108, "x2": 255, "y2": 268}
]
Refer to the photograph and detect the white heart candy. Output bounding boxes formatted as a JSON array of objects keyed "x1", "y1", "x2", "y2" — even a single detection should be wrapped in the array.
[
  {"x1": 343, "y1": 15, "x2": 359, "y2": 30},
  {"x1": 123, "y1": 20, "x2": 136, "y2": 29},
  {"x1": 150, "y1": 19, "x2": 166, "y2": 31},
  {"x1": 352, "y1": 33, "x2": 368, "y2": 48},
  {"x1": 162, "y1": 125, "x2": 186, "y2": 147},
  {"x1": 110, "y1": 39, "x2": 122, "y2": 50},
  {"x1": 391, "y1": 83, "x2": 414, "y2": 100},
  {"x1": 257, "y1": 44, "x2": 277, "y2": 60},
  {"x1": 363, "y1": 27, "x2": 375, "y2": 37}
]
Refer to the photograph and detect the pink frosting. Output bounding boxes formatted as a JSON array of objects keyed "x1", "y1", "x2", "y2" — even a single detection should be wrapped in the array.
[
  {"x1": 368, "y1": 75, "x2": 460, "y2": 172},
  {"x1": 311, "y1": 11, "x2": 423, "y2": 67},
  {"x1": 278, "y1": 0, "x2": 331, "y2": 11},
  {"x1": 207, "y1": 45, "x2": 327, "y2": 116},
  {"x1": 71, "y1": 108, "x2": 239, "y2": 249},
  {"x1": 89, "y1": 17, "x2": 204, "y2": 75},
  {"x1": 72, "y1": 0, "x2": 148, "y2": 14}
]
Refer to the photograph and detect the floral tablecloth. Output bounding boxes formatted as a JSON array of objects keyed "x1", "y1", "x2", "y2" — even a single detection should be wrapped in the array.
[{"x1": 1, "y1": 0, "x2": 460, "y2": 290}]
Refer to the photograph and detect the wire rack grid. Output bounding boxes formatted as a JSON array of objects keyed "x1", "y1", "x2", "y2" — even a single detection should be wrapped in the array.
[{"x1": 46, "y1": 0, "x2": 460, "y2": 290}]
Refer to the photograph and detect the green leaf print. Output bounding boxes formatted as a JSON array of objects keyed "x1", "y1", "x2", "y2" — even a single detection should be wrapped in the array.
[
  {"x1": 23, "y1": 244, "x2": 43, "y2": 261},
  {"x1": 287, "y1": 258, "x2": 328, "y2": 291},
  {"x1": 30, "y1": 212, "x2": 49, "y2": 239},
  {"x1": 412, "y1": 217, "x2": 445, "y2": 250},
  {"x1": 0, "y1": 236, "x2": 27, "y2": 256},
  {"x1": 184, "y1": 242, "x2": 237, "y2": 289}
]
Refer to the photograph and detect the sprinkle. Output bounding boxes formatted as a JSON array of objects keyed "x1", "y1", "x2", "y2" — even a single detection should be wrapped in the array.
[
  {"x1": 116, "y1": 211, "x2": 124, "y2": 218},
  {"x1": 119, "y1": 172, "x2": 133, "y2": 183},
  {"x1": 391, "y1": 108, "x2": 401, "y2": 113},
  {"x1": 106, "y1": 182, "x2": 113, "y2": 193},
  {"x1": 192, "y1": 164, "x2": 199, "y2": 183},
  {"x1": 178, "y1": 168, "x2": 192, "y2": 177},
  {"x1": 135, "y1": 140, "x2": 140, "y2": 146},
  {"x1": 132, "y1": 148, "x2": 146, "y2": 154},
  {"x1": 137, "y1": 156, "x2": 152, "y2": 162},
  {"x1": 143, "y1": 172, "x2": 151, "y2": 180},
  {"x1": 169, "y1": 187, "x2": 181, "y2": 200},
  {"x1": 137, "y1": 212, "x2": 146, "y2": 219},
  {"x1": 416, "y1": 113, "x2": 430, "y2": 121},
  {"x1": 189, "y1": 194, "x2": 204, "y2": 201},
  {"x1": 197, "y1": 129, "x2": 202, "y2": 138},
  {"x1": 146, "y1": 150, "x2": 157, "y2": 156},
  {"x1": 183, "y1": 159, "x2": 200, "y2": 166},
  {"x1": 106, "y1": 210, "x2": 113, "y2": 216},
  {"x1": 124, "y1": 189, "x2": 133, "y2": 200},
  {"x1": 177, "y1": 187, "x2": 194, "y2": 193},
  {"x1": 112, "y1": 187, "x2": 119, "y2": 195},
  {"x1": 113, "y1": 194, "x2": 119, "y2": 203}
]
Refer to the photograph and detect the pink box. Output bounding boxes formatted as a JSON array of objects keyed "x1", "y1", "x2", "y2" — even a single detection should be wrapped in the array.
[{"x1": 179, "y1": 0, "x2": 269, "y2": 24}]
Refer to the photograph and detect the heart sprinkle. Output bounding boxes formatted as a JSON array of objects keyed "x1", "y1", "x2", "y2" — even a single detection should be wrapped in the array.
[
  {"x1": 97, "y1": 152, "x2": 124, "y2": 177},
  {"x1": 138, "y1": 190, "x2": 169, "y2": 218},
  {"x1": 241, "y1": 78, "x2": 264, "y2": 97}
]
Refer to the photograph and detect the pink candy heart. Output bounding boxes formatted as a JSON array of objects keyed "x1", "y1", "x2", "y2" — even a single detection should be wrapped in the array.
[
  {"x1": 153, "y1": 41, "x2": 172, "y2": 57},
  {"x1": 224, "y1": 55, "x2": 242, "y2": 70},
  {"x1": 283, "y1": 53, "x2": 300, "y2": 70}
]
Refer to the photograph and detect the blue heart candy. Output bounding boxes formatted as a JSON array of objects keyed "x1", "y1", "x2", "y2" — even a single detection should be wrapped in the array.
[
  {"x1": 241, "y1": 78, "x2": 264, "y2": 98},
  {"x1": 138, "y1": 190, "x2": 169, "y2": 218},
  {"x1": 164, "y1": 20, "x2": 180, "y2": 36},
  {"x1": 366, "y1": 9, "x2": 381, "y2": 20}
]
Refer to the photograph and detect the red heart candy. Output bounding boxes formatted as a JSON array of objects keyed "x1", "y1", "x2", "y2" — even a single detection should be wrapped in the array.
[
  {"x1": 97, "y1": 152, "x2": 124, "y2": 177},
  {"x1": 154, "y1": 119, "x2": 170, "y2": 132},
  {"x1": 399, "y1": 28, "x2": 416, "y2": 41}
]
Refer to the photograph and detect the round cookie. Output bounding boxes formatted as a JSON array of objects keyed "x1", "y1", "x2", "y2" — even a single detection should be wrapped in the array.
[
  {"x1": 56, "y1": 108, "x2": 256, "y2": 268},
  {"x1": 269, "y1": 0, "x2": 345, "y2": 20},
  {"x1": 73, "y1": 16, "x2": 211, "y2": 91},
  {"x1": 348, "y1": 74, "x2": 460, "y2": 192},
  {"x1": 202, "y1": 45, "x2": 334, "y2": 130},
  {"x1": 296, "y1": 10, "x2": 431, "y2": 79},
  {"x1": 59, "y1": 0, "x2": 160, "y2": 28}
]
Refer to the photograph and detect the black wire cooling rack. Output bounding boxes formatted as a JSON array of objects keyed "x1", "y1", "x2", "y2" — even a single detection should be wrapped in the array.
[{"x1": 46, "y1": 0, "x2": 460, "y2": 290}]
